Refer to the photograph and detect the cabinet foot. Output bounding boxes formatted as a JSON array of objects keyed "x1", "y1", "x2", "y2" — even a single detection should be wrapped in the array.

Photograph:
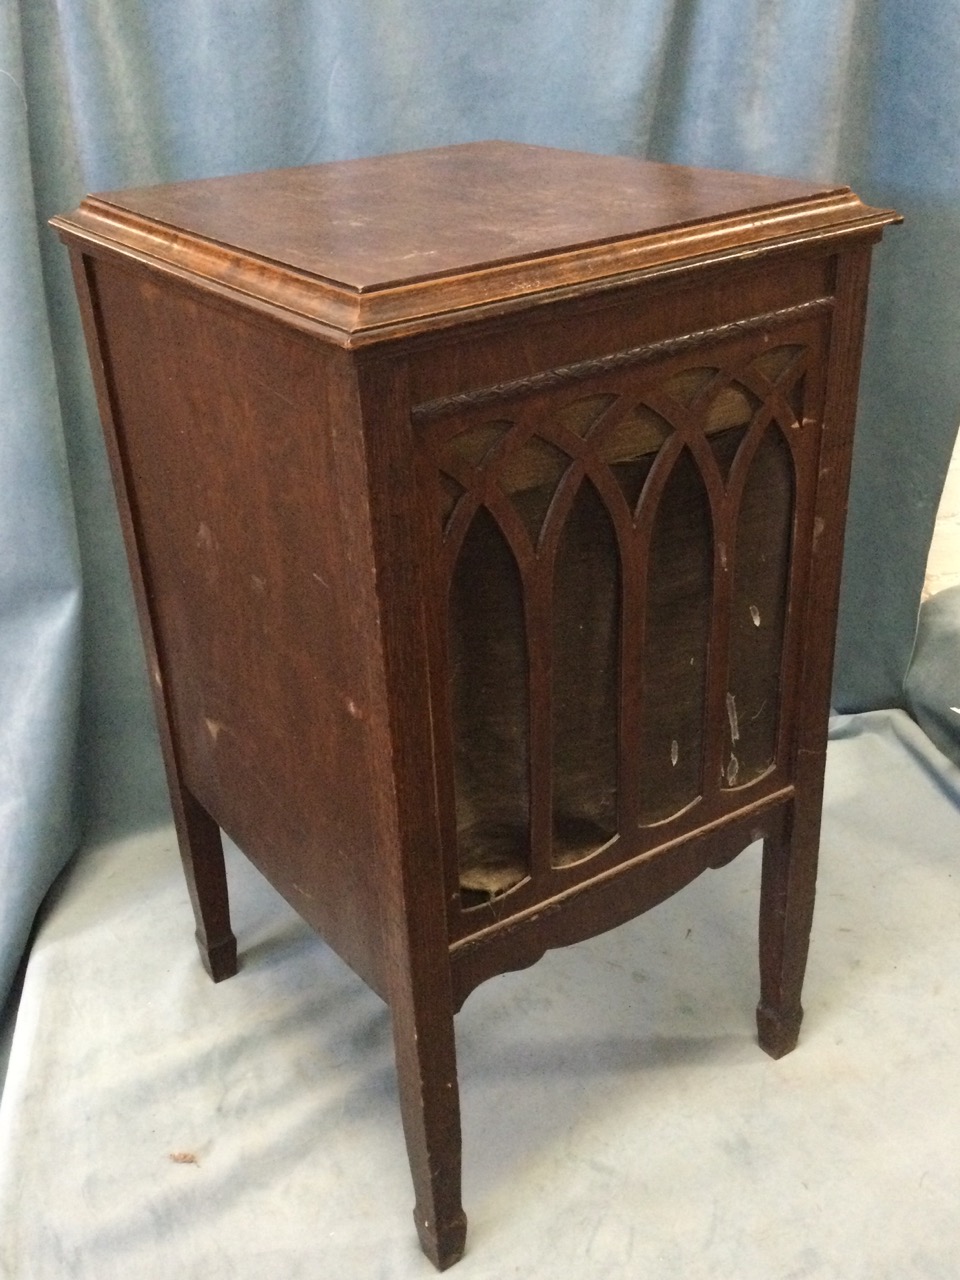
[
  {"x1": 414, "y1": 1206, "x2": 467, "y2": 1271},
  {"x1": 391, "y1": 966, "x2": 464, "y2": 1269},
  {"x1": 756, "y1": 1001, "x2": 803, "y2": 1059},
  {"x1": 196, "y1": 929, "x2": 238, "y2": 983},
  {"x1": 757, "y1": 806, "x2": 817, "y2": 1061},
  {"x1": 174, "y1": 787, "x2": 237, "y2": 984}
]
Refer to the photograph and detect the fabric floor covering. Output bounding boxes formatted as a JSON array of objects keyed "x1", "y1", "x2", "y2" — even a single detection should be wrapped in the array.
[{"x1": 0, "y1": 708, "x2": 958, "y2": 1279}]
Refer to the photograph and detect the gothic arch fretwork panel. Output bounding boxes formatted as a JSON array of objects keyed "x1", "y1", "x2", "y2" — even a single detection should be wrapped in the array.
[{"x1": 424, "y1": 321, "x2": 825, "y2": 923}]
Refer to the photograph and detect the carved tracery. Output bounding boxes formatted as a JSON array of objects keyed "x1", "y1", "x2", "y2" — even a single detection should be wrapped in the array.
[{"x1": 431, "y1": 337, "x2": 810, "y2": 911}]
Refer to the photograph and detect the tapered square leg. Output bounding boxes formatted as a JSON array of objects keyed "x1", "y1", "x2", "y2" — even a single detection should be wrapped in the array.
[
  {"x1": 174, "y1": 786, "x2": 237, "y2": 983},
  {"x1": 757, "y1": 806, "x2": 819, "y2": 1059},
  {"x1": 391, "y1": 991, "x2": 466, "y2": 1270}
]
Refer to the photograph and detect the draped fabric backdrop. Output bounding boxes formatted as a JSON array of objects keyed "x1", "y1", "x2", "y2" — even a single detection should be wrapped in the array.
[{"x1": 2, "y1": 0, "x2": 959, "y2": 1017}]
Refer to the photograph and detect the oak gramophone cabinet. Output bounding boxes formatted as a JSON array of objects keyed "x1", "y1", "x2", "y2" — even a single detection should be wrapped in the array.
[{"x1": 54, "y1": 142, "x2": 898, "y2": 1269}]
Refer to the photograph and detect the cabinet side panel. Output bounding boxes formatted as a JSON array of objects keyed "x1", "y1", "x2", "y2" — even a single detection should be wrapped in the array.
[{"x1": 87, "y1": 255, "x2": 387, "y2": 995}]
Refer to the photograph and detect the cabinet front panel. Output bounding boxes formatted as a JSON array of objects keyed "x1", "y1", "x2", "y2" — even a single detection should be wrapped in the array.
[{"x1": 414, "y1": 307, "x2": 829, "y2": 941}]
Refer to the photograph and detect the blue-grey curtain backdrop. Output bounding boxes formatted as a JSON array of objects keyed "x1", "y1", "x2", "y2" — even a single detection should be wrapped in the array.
[{"x1": 2, "y1": 0, "x2": 959, "y2": 1014}]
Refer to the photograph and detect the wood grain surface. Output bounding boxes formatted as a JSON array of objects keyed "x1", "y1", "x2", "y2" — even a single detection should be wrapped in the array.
[{"x1": 53, "y1": 141, "x2": 898, "y2": 343}]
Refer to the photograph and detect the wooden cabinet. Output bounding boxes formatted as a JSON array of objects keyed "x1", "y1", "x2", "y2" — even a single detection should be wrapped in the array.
[{"x1": 53, "y1": 142, "x2": 898, "y2": 1269}]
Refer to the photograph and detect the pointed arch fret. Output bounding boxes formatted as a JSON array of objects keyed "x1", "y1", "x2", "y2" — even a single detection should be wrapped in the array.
[
  {"x1": 448, "y1": 506, "x2": 531, "y2": 905},
  {"x1": 423, "y1": 320, "x2": 824, "y2": 920},
  {"x1": 636, "y1": 445, "x2": 713, "y2": 824},
  {"x1": 720, "y1": 409, "x2": 798, "y2": 791}
]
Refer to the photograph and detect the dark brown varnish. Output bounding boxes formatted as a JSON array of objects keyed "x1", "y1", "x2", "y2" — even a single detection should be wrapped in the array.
[{"x1": 52, "y1": 142, "x2": 899, "y2": 1270}]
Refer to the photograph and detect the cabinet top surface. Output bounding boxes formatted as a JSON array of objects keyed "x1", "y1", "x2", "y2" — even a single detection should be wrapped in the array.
[{"x1": 54, "y1": 141, "x2": 899, "y2": 344}]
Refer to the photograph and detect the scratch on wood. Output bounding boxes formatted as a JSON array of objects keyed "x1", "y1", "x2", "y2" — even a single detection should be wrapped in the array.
[
  {"x1": 249, "y1": 372, "x2": 296, "y2": 409},
  {"x1": 726, "y1": 692, "x2": 740, "y2": 743}
]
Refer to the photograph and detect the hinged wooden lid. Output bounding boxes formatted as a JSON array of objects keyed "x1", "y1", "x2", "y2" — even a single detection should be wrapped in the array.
[{"x1": 52, "y1": 141, "x2": 900, "y2": 347}]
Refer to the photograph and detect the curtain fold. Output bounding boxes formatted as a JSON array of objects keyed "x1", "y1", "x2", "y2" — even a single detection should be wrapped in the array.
[
  {"x1": 0, "y1": 0, "x2": 81, "y2": 1013},
  {"x1": 1, "y1": 0, "x2": 956, "y2": 1015}
]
